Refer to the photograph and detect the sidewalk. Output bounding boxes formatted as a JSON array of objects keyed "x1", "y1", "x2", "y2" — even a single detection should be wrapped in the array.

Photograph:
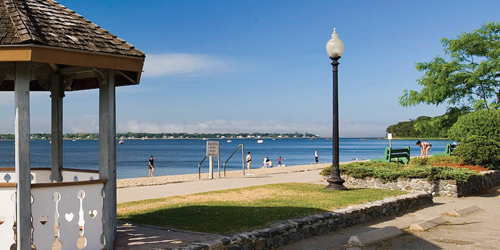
[
  {"x1": 117, "y1": 164, "x2": 328, "y2": 203},
  {"x1": 115, "y1": 168, "x2": 500, "y2": 249},
  {"x1": 280, "y1": 185, "x2": 500, "y2": 250}
]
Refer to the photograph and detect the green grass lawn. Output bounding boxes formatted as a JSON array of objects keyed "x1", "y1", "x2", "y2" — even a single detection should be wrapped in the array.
[{"x1": 117, "y1": 183, "x2": 406, "y2": 234}]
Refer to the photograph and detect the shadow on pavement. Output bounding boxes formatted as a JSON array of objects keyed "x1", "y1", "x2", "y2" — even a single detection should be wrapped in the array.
[{"x1": 114, "y1": 221, "x2": 220, "y2": 250}]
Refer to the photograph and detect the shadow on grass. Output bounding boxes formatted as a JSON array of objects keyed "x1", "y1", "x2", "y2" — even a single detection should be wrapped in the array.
[{"x1": 119, "y1": 205, "x2": 329, "y2": 235}]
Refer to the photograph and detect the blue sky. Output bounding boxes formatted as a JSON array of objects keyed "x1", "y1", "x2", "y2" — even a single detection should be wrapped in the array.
[{"x1": 1, "y1": 0, "x2": 500, "y2": 137}]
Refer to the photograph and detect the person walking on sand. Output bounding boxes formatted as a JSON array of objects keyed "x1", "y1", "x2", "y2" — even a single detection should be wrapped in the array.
[
  {"x1": 314, "y1": 149, "x2": 319, "y2": 164},
  {"x1": 246, "y1": 151, "x2": 252, "y2": 169},
  {"x1": 149, "y1": 156, "x2": 155, "y2": 177},
  {"x1": 416, "y1": 140, "x2": 432, "y2": 158},
  {"x1": 278, "y1": 156, "x2": 282, "y2": 166}
]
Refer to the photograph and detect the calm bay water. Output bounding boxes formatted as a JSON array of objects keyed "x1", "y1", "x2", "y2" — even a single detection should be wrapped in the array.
[{"x1": 0, "y1": 138, "x2": 453, "y2": 179}]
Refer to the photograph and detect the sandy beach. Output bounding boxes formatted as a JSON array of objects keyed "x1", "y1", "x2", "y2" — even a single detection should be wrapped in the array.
[{"x1": 117, "y1": 163, "x2": 331, "y2": 188}]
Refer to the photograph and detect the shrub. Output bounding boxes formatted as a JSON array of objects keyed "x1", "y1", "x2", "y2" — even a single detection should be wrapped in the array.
[
  {"x1": 448, "y1": 110, "x2": 500, "y2": 142},
  {"x1": 320, "y1": 161, "x2": 479, "y2": 183},
  {"x1": 410, "y1": 156, "x2": 461, "y2": 166},
  {"x1": 447, "y1": 110, "x2": 500, "y2": 168},
  {"x1": 453, "y1": 136, "x2": 500, "y2": 169}
]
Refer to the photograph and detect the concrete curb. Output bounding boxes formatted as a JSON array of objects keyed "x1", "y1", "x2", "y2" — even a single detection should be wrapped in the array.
[
  {"x1": 448, "y1": 205, "x2": 481, "y2": 217},
  {"x1": 409, "y1": 216, "x2": 447, "y2": 231},
  {"x1": 347, "y1": 226, "x2": 403, "y2": 247}
]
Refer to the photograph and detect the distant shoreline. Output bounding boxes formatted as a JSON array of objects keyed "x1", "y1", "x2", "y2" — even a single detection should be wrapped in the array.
[{"x1": 0, "y1": 137, "x2": 454, "y2": 141}]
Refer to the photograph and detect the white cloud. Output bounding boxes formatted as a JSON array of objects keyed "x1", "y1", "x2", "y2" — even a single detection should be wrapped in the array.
[
  {"x1": 116, "y1": 119, "x2": 387, "y2": 137},
  {"x1": 0, "y1": 120, "x2": 10, "y2": 133},
  {"x1": 65, "y1": 115, "x2": 99, "y2": 133},
  {"x1": 0, "y1": 113, "x2": 386, "y2": 137},
  {"x1": 339, "y1": 119, "x2": 387, "y2": 138},
  {"x1": 0, "y1": 93, "x2": 13, "y2": 107},
  {"x1": 143, "y1": 53, "x2": 236, "y2": 78}
]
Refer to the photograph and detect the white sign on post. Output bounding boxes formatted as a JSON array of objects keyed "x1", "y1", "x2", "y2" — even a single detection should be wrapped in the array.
[
  {"x1": 206, "y1": 141, "x2": 219, "y2": 157},
  {"x1": 387, "y1": 133, "x2": 393, "y2": 140}
]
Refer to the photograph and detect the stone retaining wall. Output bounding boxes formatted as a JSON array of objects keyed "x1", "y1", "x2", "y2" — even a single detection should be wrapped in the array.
[
  {"x1": 341, "y1": 170, "x2": 500, "y2": 198},
  {"x1": 457, "y1": 170, "x2": 500, "y2": 196},
  {"x1": 175, "y1": 192, "x2": 432, "y2": 250}
]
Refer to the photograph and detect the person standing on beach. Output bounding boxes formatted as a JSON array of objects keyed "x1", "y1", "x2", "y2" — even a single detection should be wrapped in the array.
[
  {"x1": 246, "y1": 151, "x2": 252, "y2": 169},
  {"x1": 416, "y1": 141, "x2": 432, "y2": 158},
  {"x1": 314, "y1": 149, "x2": 319, "y2": 164},
  {"x1": 149, "y1": 156, "x2": 155, "y2": 177},
  {"x1": 278, "y1": 156, "x2": 282, "y2": 166}
]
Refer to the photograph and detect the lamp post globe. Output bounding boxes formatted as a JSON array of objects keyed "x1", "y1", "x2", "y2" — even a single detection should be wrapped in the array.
[
  {"x1": 326, "y1": 28, "x2": 344, "y2": 58},
  {"x1": 326, "y1": 28, "x2": 346, "y2": 190}
]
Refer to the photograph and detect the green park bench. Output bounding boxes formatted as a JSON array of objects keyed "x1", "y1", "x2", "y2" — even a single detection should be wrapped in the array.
[
  {"x1": 370, "y1": 146, "x2": 411, "y2": 164},
  {"x1": 433, "y1": 143, "x2": 457, "y2": 157}
]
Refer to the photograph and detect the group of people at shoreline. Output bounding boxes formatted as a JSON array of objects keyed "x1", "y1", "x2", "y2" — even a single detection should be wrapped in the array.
[
  {"x1": 245, "y1": 149, "x2": 320, "y2": 169},
  {"x1": 245, "y1": 151, "x2": 283, "y2": 169}
]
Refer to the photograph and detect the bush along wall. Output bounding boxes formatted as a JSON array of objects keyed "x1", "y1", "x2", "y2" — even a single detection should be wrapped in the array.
[
  {"x1": 321, "y1": 161, "x2": 500, "y2": 197},
  {"x1": 448, "y1": 110, "x2": 500, "y2": 169},
  {"x1": 341, "y1": 171, "x2": 500, "y2": 197}
]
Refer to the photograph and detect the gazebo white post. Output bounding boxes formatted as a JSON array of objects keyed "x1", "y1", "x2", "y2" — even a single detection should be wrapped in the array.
[
  {"x1": 99, "y1": 69, "x2": 117, "y2": 248},
  {"x1": 51, "y1": 74, "x2": 63, "y2": 182},
  {"x1": 14, "y1": 62, "x2": 32, "y2": 249}
]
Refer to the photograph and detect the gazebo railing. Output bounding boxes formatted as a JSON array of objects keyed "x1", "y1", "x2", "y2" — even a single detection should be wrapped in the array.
[
  {"x1": 0, "y1": 168, "x2": 105, "y2": 249},
  {"x1": 0, "y1": 168, "x2": 99, "y2": 184},
  {"x1": 31, "y1": 180, "x2": 106, "y2": 249},
  {"x1": 0, "y1": 184, "x2": 16, "y2": 249}
]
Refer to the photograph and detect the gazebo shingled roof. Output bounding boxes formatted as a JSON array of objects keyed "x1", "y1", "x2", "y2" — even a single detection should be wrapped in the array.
[{"x1": 0, "y1": 0, "x2": 145, "y2": 91}]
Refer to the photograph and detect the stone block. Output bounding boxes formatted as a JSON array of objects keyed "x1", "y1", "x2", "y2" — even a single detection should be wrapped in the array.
[
  {"x1": 448, "y1": 205, "x2": 481, "y2": 216},
  {"x1": 347, "y1": 226, "x2": 403, "y2": 246},
  {"x1": 410, "y1": 216, "x2": 447, "y2": 231}
]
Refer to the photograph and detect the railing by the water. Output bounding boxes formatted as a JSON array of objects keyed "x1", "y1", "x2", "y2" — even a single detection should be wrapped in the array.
[
  {"x1": 0, "y1": 168, "x2": 105, "y2": 249},
  {"x1": 223, "y1": 143, "x2": 245, "y2": 177},
  {"x1": 197, "y1": 156, "x2": 208, "y2": 180}
]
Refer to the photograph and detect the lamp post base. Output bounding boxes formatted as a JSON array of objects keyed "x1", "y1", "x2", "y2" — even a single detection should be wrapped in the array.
[{"x1": 325, "y1": 176, "x2": 347, "y2": 190}]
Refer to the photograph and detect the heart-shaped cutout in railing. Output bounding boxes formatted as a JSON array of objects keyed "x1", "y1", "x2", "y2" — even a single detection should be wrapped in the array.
[
  {"x1": 89, "y1": 210, "x2": 98, "y2": 218},
  {"x1": 40, "y1": 215, "x2": 49, "y2": 225},
  {"x1": 65, "y1": 212, "x2": 74, "y2": 222}
]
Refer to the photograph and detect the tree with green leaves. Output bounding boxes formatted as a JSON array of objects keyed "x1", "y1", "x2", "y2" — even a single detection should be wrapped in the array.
[
  {"x1": 399, "y1": 22, "x2": 500, "y2": 111},
  {"x1": 386, "y1": 107, "x2": 468, "y2": 138}
]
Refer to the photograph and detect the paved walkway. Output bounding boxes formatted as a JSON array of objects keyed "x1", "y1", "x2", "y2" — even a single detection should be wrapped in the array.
[
  {"x1": 280, "y1": 185, "x2": 500, "y2": 250},
  {"x1": 117, "y1": 165, "x2": 328, "y2": 203},
  {"x1": 114, "y1": 168, "x2": 500, "y2": 249}
]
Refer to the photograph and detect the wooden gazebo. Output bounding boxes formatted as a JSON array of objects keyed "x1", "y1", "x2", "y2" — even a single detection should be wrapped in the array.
[{"x1": 0, "y1": 0, "x2": 145, "y2": 249}]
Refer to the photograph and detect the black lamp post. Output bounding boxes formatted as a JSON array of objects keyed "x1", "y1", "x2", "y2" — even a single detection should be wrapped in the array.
[{"x1": 326, "y1": 28, "x2": 346, "y2": 190}]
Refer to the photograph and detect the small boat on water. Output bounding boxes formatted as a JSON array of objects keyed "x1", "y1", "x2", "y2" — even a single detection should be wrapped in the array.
[
  {"x1": 119, "y1": 138, "x2": 124, "y2": 144},
  {"x1": 257, "y1": 140, "x2": 263, "y2": 144},
  {"x1": 227, "y1": 140, "x2": 232, "y2": 143}
]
